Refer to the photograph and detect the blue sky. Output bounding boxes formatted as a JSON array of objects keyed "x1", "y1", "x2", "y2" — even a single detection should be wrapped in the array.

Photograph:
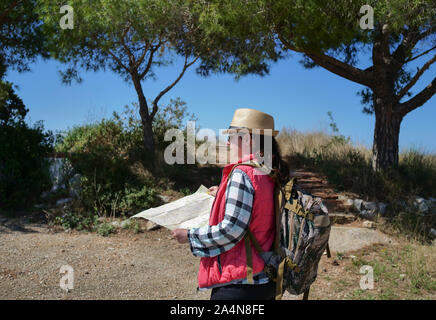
[{"x1": 6, "y1": 51, "x2": 436, "y2": 153}]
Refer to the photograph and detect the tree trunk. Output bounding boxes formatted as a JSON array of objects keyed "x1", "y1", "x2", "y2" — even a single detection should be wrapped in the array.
[
  {"x1": 371, "y1": 98, "x2": 403, "y2": 172},
  {"x1": 131, "y1": 73, "x2": 155, "y2": 161}
]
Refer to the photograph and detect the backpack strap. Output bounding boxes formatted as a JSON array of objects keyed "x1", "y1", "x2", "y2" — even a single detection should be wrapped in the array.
[
  {"x1": 226, "y1": 160, "x2": 292, "y2": 299},
  {"x1": 225, "y1": 161, "x2": 263, "y2": 284}
]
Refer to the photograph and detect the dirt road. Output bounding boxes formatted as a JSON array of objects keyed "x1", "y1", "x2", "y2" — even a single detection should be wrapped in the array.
[
  {"x1": 0, "y1": 221, "x2": 212, "y2": 300},
  {"x1": 1, "y1": 217, "x2": 413, "y2": 300}
]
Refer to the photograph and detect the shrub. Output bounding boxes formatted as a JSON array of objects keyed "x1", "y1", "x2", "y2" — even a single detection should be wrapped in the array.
[
  {"x1": 53, "y1": 210, "x2": 99, "y2": 231},
  {"x1": 96, "y1": 222, "x2": 115, "y2": 237},
  {"x1": 56, "y1": 118, "x2": 158, "y2": 217},
  {"x1": 55, "y1": 104, "x2": 165, "y2": 217},
  {"x1": 0, "y1": 121, "x2": 53, "y2": 211}
]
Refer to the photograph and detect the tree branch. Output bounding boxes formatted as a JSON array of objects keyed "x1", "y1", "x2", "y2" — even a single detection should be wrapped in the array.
[
  {"x1": 397, "y1": 53, "x2": 436, "y2": 101},
  {"x1": 107, "y1": 50, "x2": 130, "y2": 73},
  {"x1": 392, "y1": 26, "x2": 436, "y2": 67},
  {"x1": 397, "y1": 76, "x2": 436, "y2": 117},
  {"x1": 0, "y1": 0, "x2": 22, "y2": 25},
  {"x1": 135, "y1": 40, "x2": 152, "y2": 68},
  {"x1": 277, "y1": 31, "x2": 373, "y2": 87},
  {"x1": 405, "y1": 45, "x2": 436, "y2": 64},
  {"x1": 150, "y1": 54, "x2": 199, "y2": 120}
]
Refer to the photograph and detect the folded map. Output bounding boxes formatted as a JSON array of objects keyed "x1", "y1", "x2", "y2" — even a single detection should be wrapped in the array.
[{"x1": 130, "y1": 185, "x2": 213, "y2": 230}]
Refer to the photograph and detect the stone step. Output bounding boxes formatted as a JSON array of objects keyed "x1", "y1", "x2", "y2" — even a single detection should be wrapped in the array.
[
  {"x1": 311, "y1": 192, "x2": 339, "y2": 200},
  {"x1": 290, "y1": 171, "x2": 320, "y2": 178},
  {"x1": 322, "y1": 199, "x2": 346, "y2": 211},
  {"x1": 297, "y1": 180, "x2": 329, "y2": 188},
  {"x1": 329, "y1": 213, "x2": 357, "y2": 224}
]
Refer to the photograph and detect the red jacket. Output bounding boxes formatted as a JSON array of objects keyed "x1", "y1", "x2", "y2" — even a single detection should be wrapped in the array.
[{"x1": 197, "y1": 154, "x2": 275, "y2": 288}]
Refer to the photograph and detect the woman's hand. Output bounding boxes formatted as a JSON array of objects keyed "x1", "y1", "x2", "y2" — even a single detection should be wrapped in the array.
[
  {"x1": 208, "y1": 185, "x2": 219, "y2": 197},
  {"x1": 171, "y1": 228, "x2": 189, "y2": 244}
]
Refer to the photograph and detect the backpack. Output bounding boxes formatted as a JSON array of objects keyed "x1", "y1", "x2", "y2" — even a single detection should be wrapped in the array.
[{"x1": 229, "y1": 162, "x2": 331, "y2": 300}]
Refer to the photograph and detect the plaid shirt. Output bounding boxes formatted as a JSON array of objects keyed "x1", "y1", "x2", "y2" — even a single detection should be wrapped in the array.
[{"x1": 188, "y1": 169, "x2": 270, "y2": 289}]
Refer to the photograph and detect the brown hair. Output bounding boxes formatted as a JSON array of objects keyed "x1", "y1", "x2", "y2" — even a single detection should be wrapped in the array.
[{"x1": 252, "y1": 134, "x2": 290, "y2": 186}]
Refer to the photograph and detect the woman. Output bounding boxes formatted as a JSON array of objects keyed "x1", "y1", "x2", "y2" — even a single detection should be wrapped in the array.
[{"x1": 172, "y1": 108, "x2": 289, "y2": 300}]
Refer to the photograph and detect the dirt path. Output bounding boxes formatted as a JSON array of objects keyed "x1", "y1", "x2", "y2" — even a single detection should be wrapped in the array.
[
  {"x1": 0, "y1": 216, "x2": 401, "y2": 300},
  {"x1": 0, "y1": 223, "x2": 211, "y2": 300}
]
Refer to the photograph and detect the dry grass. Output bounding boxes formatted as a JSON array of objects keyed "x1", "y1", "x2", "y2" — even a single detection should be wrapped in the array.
[
  {"x1": 308, "y1": 241, "x2": 436, "y2": 300},
  {"x1": 277, "y1": 127, "x2": 371, "y2": 161},
  {"x1": 277, "y1": 127, "x2": 436, "y2": 200}
]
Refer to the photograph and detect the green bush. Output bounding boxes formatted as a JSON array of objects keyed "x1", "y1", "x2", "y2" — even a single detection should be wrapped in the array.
[
  {"x1": 55, "y1": 105, "x2": 161, "y2": 217},
  {"x1": 0, "y1": 121, "x2": 53, "y2": 211},
  {"x1": 96, "y1": 222, "x2": 115, "y2": 237},
  {"x1": 53, "y1": 210, "x2": 99, "y2": 231}
]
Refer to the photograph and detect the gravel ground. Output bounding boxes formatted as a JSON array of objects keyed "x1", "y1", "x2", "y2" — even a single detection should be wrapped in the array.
[
  {"x1": 0, "y1": 216, "x2": 398, "y2": 300},
  {"x1": 0, "y1": 220, "x2": 211, "y2": 300}
]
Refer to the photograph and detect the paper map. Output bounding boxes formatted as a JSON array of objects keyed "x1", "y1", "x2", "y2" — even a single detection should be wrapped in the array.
[{"x1": 130, "y1": 185, "x2": 213, "y2": 230}]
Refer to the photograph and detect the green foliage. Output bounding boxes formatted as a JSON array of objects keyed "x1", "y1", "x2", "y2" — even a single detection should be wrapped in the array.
[
  {"x1": 96, "y1": 222, "x2": 116, "y2": 237},
  {"x1": 38, "y1": 0, "x2": 206, "y2": 82},
  {"x1": 53, "y1": 210, "x2": 99, "y2": 231},
  {"x1": 122, "y1": 219, "x2": 141, "y2": 233},
  {"x1": 179, "y1": 187, "x2": 193, "y2": 196},
  {"x1": 55, "y1": 101, "x2": 197, "y2": 216},
  {"x1": 0, "y1": 121, "x2": 54, "y2": 210},
  {"x1": 0, "y1": 62, "x2": 28, "y2": 125},
  {"x1": 152, "y1": 97, "x2": 197, "y2": 151},
  {"x1": 56, "y1": 106, "x2": 159, "y2": 217},
  {"x1": 197, "y1": 0, "x2": 436, "y2": 170},
  {"x1": 0, "y1": 0, "x2": 47, "y2": 73},
  {"x1": 327, "y1": 112, "x2": 350, "y2": 145},
  {"x1": 348, "y1": 244, "x2": 436, "y2": 299},
  {"x1": 196, "y1": 0, "x2": 436, "y2": 77},
  {"x1": 118, "y1": 185, "x2": 158, "y2": 214}
]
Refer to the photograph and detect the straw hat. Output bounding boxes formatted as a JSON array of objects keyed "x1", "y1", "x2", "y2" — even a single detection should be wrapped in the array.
[{"x1": 222, "y1": 108, "x2": 279, "y2": 136}]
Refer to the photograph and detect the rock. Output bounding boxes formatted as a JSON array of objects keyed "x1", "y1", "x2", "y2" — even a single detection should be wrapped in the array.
[
  {"x1": 329, "y1": 226, "x2": 395, "y2": 253},
  {"x1": 146, "y1": 221, "x2": 160, "y2": 231},
  {"x1": 56, "y1": 198, "x2": 72, "y2": 206},
  {"x1": 363, "y1": 201, "x2": 378, "y2": 211},
  {"x1": 430, "y1": 228, "x2": 436, "y2": 239},
  {"x1": 399, "y1": 274, "x2": 406, "y2": 280},
  {"x1": 51, "y1": 184, "x2": 66, "y2": 193},
  {"x1": 414, "y1": 197, "x2": 429, "y2": 213},
  {"x1": 353, "y1": 199, "x2": 363, "y2": 212},
  {"x1": 337, "y1": 195, "x2": 348, "y2": 201},
  {"x1": 157, "y1": 195, "x2": 171, "y2": 203},
  {"x1": 121, "y1": 220, "x2": 131, "y2": 229},
  {"x1": 111, "y1": 221, "x2": 122, "y2": 228},
  {"x1": 359, "y1": 209, "x2": 377, "y2": 220},
  {"x1": 378, "y1": 202, "x2": 388, "y2": 215},
  {"x1": 344, "y1": 198, "x2": 354, "y2": 206},
  {"x1": 69, "y1": 174, "x2": 82, "y2": 198},
  {"x1": 362, "y1": 221, "x2": 376, "y2": 229}
]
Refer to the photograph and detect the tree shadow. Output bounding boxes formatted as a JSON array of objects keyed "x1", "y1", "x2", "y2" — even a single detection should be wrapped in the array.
[{"x1": 0, "y1": 212, "x2": 46, "y2": 234}]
